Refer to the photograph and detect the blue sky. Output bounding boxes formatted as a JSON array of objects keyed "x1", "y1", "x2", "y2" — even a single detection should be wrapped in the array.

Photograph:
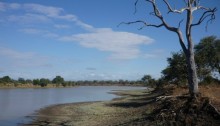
[{"x1": 0, "y1": 0, "x2": 219, "y2": 80}]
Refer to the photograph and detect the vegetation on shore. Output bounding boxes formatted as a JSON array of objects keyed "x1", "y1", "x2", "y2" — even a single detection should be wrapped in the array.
[{"x1": 0, "y1": 75, "x2": 145, "y2": 88}]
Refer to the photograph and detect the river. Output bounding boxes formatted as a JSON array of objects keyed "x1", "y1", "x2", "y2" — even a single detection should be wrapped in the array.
[{"x1": 0, "y1": 86, "x2": 146, "y2": 126}]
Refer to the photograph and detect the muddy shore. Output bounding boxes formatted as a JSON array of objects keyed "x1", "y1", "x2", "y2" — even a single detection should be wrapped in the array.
[{"x1": 23, "y1": 85, "x2": 220, "y2": 126}]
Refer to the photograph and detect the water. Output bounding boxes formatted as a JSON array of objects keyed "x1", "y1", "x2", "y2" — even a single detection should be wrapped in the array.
[{"x1": 0, "y1": 86, "x2": 146, "y2": 126}]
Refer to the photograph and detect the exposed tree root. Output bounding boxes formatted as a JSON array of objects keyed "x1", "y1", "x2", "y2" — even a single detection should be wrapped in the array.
[{"x1": 149, "y1": 95, "x2": 220, "y2": 126}]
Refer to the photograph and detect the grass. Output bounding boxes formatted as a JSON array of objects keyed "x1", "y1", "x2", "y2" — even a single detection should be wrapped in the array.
[{"x1": 172, "y1": 84, "x2": 220, "y2": 111}]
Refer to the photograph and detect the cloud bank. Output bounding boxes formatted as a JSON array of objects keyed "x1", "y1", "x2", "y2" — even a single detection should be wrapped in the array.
[
  {"x1": 61, "y1": 28, "x2": 153, "y2": 60},
  {"x1": 0, "y1": 1, "x2": 158, "y2": 60}
]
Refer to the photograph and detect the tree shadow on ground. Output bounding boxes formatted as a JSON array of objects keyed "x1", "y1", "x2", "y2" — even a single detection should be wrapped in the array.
[
  {"x1": 22, "y1": 120, "x2": 70, "y2": 126},
  {"x1": 107, "y1": 99, "x2": 155, "y2": 108},
  {"x1": 108, "y1": 90, "x2": 166, "y2": 108}
]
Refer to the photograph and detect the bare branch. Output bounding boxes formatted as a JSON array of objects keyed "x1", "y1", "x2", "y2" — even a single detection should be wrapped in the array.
[
  {"x1": 146, "y1": 0, "x2": 162, "y2": 18},
  {"x1": 205, "y1": 13, "x2": 216, "y2": 31},
  {"x1": 191, "y1": 7, "x2": 217, "y2": 28},
  {"x1": 146, "y1": 0, "x2": 188, "y2": 52},
  {"x1": 178, "y1": 19, "x2": 184, "y2": 28},
  {"x1": 146, "y1": 0, "x2": 179, "y2": 33},
  {"x1": 149, "y1": 12, "x2": 156, "y2": 16},
  {"x1": 134, "y1": 0, "x2": 139, "y2": 14},
  {"x1": 120, "y1": 0, "x2": 180, "y2": 33},
  {"x1": 163, "y1": 0, "x2": 188, "y2": 14},
  {"x1": 118, "y1": 21, "x2": 163, "y2": 30},
  {"x1": 191, "y1": 6, "x2": 211, "y2": 12}
]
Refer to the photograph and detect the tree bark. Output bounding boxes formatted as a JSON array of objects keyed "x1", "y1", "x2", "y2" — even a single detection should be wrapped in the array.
[
  {"x1": 177, "y1": 29, "x2": 199, "y2": 96},
  {"x1": 185, "y1": 7, "x2": 199, "y2": 96},
  {"x1": 186, "y1": 46, "x2": 199, "y2": 96}
]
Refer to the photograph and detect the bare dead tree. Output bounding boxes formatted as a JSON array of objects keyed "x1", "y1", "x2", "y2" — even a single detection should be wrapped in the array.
[{"x1": 120, "y1": 0, "x2": 216, "y2": 97}]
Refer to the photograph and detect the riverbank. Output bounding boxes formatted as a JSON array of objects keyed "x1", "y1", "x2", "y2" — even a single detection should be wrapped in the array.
[
  {"x1": 24, "y1": 85, "x2": 220, "y2": 126},
  {"x1": 23, "y1": 88, "x2": 158, "y2": 126},
  {"x1": 0, "y1": 83, "x2": 144, "y2": 89}
]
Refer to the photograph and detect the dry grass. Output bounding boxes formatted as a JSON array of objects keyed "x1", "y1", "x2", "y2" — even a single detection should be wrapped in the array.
[{"x1": 172, "y1": 84, "x2": 220, "y2": 111}]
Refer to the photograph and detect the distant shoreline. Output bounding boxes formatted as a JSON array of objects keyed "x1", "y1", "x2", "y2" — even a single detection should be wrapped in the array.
[{"x1": 0, "y1": 83, "x2": 145, "y2": 89}]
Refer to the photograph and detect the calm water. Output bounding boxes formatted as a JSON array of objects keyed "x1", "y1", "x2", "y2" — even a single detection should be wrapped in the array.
[{"x1": 0, "y1": 86, "x2": 146, "y2": 126}]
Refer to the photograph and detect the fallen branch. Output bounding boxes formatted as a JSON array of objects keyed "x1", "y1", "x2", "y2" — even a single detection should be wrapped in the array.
[{"x1": 156, "y1": 95, "x2": 175, "y2": 101}]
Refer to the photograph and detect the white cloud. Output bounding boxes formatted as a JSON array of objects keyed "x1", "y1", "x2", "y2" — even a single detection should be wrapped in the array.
[
  {"x1": 1, "y1": 2, "x2": 93, "y2": 30},
  {"x1": 2, "y1": 2, "x2": 156, "y2": 60},
  {"x1": 0, "y1": 47, "x2": 34, "y2": 59},
  {"x1": 54, "y1": 24, "x2": 70, "y2": 29},
  {"x1": 0, "y1": 2, "x2": 21, "y2": 11},
  {"x1": 0, "y1": 47, "x2": 51, "y2": 68},
  {"x1": 0, "y1": 2, "x2": 4, "y2": 10},
  {"x1": 8, "y1": 3, "x2": 21, "y2": 9},
  {"x1": 23, "y1": 3, "x2": 64, "y2": 17},
  {"x1": 143, "y1": 49, "x2": 165, "y2": 58},
  {"x1": 8, "y1": 13, "x2": 50, "y2": 23},
  {"x1": 60, "y1": 28, "x2": 154, "y2": 60},
  {"x1": 20, "y1": 28, "x2": 59, "y2": 38}
]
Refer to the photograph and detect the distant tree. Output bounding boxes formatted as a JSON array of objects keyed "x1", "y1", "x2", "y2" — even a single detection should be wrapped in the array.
[
  {"x1": 33, "y1": 79, "x2": 40, "y2": 85},
  {"x1": 18, "y1": 77, "x2": 26, "y2": 84},
  {"x1": 122, "y1": 0, "x2": 217, "y2": 96},
  {"x1": 1, "y1": 76, "x2": 12, "y2": 83},
  {"x1": 52, "y1": 76, "x2": 64, "y2": 85},
  {"x1": 39, "y1": 78, "x2": 50, "y2": 87},
  {"x1": 26, "y1": 79, "x2": 33, "y2": 84},
  {"x1": 141, "y1": 74, "x2": 156, "y2": 86},
  {"x1": 141, "y1": 75, "x2": 152, "y2": 82},
  {"x1": 162, "y1": 51, "x2": 188, "y2": 85}
]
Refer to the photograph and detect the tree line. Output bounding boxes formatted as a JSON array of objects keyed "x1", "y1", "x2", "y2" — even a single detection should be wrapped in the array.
[
  {"x1": 0, "y1": 75, "x2": 144, "y2": 87},
  {"x1": 142, "y1": 36, "x2": 220, "y2": 87},
  {"x1": 0, "y1": 75, "x2": 65, "y2": 87}
]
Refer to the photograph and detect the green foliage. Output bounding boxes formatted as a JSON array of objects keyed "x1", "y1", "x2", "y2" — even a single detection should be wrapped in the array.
[
  {"x1": 141, "y1": 74, "x2": 156, "y2": 87},
  {"x1": 26, "y1": 79, "x2": 33, "y2": 84},
  {"x1": 201, "y1": 76, "x2": 220, "y2": 85},
  {"x1": 39, "y1": 78, "x2": 50, "y2": 87},
  {"x1": 0, "y1": 76, "x2": 12, "y2": 83},
  {"x1": 161, "y1": 51, "x2": 187, "y2": 85},
  {"x1": 33, "y1": 79, "x2": 40, "y2": 85},
  {"x1": 18, "y1": 77, "x2": 26, "y2": 84},
  {"x1": 52, "y1": 76, "x2": 64, "y2": 85},
  {"x1": 162, "y1": 36, "x2": 220, "y2": 85},
  {"x1": 195, "y1": 36, "x2": 220, "y2": 74}
]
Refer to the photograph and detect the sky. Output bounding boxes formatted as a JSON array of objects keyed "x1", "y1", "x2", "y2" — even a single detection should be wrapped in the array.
[{"x1": 0, "y1": 0, "x2": 219, "y2": 81}]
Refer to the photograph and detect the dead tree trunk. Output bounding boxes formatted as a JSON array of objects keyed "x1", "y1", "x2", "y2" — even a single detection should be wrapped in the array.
[
  {"x1": 185, "y1": 6, "x2": 199, "y2": 96},
  {"x1": 121, "y1": 0, "x2": 216, "y2": 97},
  {"x1": 186, "y1": 43, "x2": 199, "y2": 95}
]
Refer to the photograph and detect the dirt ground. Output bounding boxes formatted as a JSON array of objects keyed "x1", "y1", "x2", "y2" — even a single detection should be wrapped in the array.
[{"x1": 23, "y1": 85, "x2": 220, "y2": 126}]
